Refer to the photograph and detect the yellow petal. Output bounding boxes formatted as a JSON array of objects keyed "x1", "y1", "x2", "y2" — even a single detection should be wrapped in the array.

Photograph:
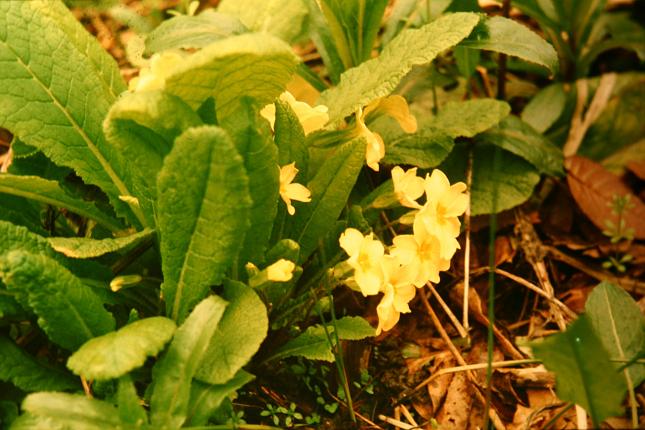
[
  {"x1": 260, "y1": 103, "x2": 277, "y2": 129},
  {"x1": 391, "y1": 166, "x2": 424, "y2": 208},
  {"x1": 339, "y1": 228, "x2": 365, "y2": 258},
  {"x1": 279, "y1": 162, "x2": 299, "y2": 186},
  {"x1": 267, "y1": 259, "x2": 295, "y2": 282},
  {"x1": 280, "y1": 91, "x2": 329, "y2": 135},
  {"x1": 365, "y1": 95, "x2": 417, "y2": 133},
  {"x1": 285, "y1": 183, "x2": 311, "y2": 203},
  {"x1": 365, "y1": 130, "x2": 385, "y2": 172}
]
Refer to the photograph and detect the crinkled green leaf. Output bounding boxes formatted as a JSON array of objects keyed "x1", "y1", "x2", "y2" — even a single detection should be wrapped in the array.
[
  {"x1": 0, "y1": 336, "x2": 78, "y2": 392},
  {"x1": 475, "y1": 116, "x2": 564, "y2": 177},
  {"x1": 586, "y1": 282, "x2": 645, "y2": 388},
  {"x1": 274, "y1": 100, "x2": 308, "y2": 178},
  {"x1": 521, "y1": 83, "x2": 567, "y2": 133},
  {"x1": 0, "y1": 174, "x2": 124, "y2": 233},
  {"x1": 222, "y1": 100, "x2": 279, "y2": 266},
  {"x1": 20, "y1": 392, "x2": 121, "y2": 430},
  {"x1": 0, "y1": 0, "x2": 143, "y2": 226},
  {"x1": 67, "y1": 317, "x2": 176, "y2": 380},
  {"x1": 428, "y1": 99, "x2": 511, "y2": 138},
  {"x1": 104, "y1": 91, "x2": 203, "y2": 227},
  {"x1": 150, "y1": 296, "x2": 228, "y2": 429},
  {"x1": 157, "y1": 126, "x2": 251, "y2": 322},
  {"x1": 0, "y1": 250, "x2": 115, "y2": 351},
  {"x1": 217, "y1": 0, "x2": 308, "y2": 43},
  {"x1": 165, "y1": 33, "x2": 298, "y2": 120},
  {"x1": 531, "y1": 315, "x2": 627, "y2": 426},
  {"x1": 0, "y1": 194, "x2": 46, "y2": 236},
  {"x1": 187, "y1": 370, "x2": 255, "y2": 426},
  {"x1": 272, "y1": 316, "x2": 375, "y2": 361},
  {"x1": 288, "y1": 138, "x2": 366, "y2": 262},
  {"x1": 460, "y1": 16, "x2": 558, "y2": 73},
  {"x1": 320, "y1": 12, "x2": 480, "y2": 122},
  {"x1": 144, "y1": 10, "x2": 247, "y2": 55},
  {"x1": 441, "y1": 144, "x2": 541, "y2": 215},
  {"x1": 48, "y1": 228, "x2": 154, "y2": 259},
  {"x1": 196, "y1": 280, "x2": 268, "y2": 385}
]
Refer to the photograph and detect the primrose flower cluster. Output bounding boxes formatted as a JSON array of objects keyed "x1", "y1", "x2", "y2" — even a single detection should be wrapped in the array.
[{"x1": 339, "y1": 167, "x2": 468, "y2": 334}]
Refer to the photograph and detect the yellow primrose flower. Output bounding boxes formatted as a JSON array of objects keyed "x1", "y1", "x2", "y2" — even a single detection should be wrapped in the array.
[
  {"x1": 391, "y1": 166, "x2": 425, "y2": 209},
  {"x1": 390, "y1": 219, "x2": 450, "y2": 287},
  {"x1": 279, "y1": 163, "x2": 311, "y2": 215},
  {"x1": 261, "y1": 92, "x2": 329, "y2": 135},
  {"x1": 375, "y1": 255, "x2": 417, "y2": 335},
  {"x1": 354, "y1": 95, "x2": 417, "y2": 172},
  {"x1": 128, "y1": 51, "x2": 184, "y2": 92},
  {"x1": 339, "y1": 228, "x2": 385, "y2": 296},
  {"x1": 416, "y1": 169, "x2": 468, "y2": 259},
  {"x1": 266, "y1": 259, "x2": 296, "y2": 282}
]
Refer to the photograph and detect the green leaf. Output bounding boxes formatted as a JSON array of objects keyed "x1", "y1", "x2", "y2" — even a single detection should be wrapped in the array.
[
  {"x1": 460, "y1": 16, "x2": 558, "y2": 73},
  {"x1": 274, "y1": 100, "x2": 308, "y2": 178},
  {"x1": 222, "y1": 100, "x2": 279, "y2": 266},
  {"x1": 428, "y1": 99, "x2": 511, "y2": 138},
  {"x1": 67, "y1": 317, "x2": 176, "y2": 380},
  {"x1": 0, "y1": 250, "x2": 115, "y2": 351},
  {"x1": 196, "y1": 280, "x2": 268, "y2": 385},
  {"x1": 303, "y1": 0, "x2": 345, "y2": 83},
  {"x1": 0, "y1": 336, "x2": 78, "y2": 392},
  {"x1": 586, "y1": 282, "x2": 645, "y2": 388},
  {"x1": 217, "y1": 0, "x2": 309, "y2": 44},
  {"x1": 103, "y1": 91, "x2": 203, "y2": 227},
  {"x1": 117, "y1": 376, "x2": 148, "y2": 427},
  {"x1": 0, "y1": 0, "x2": 143, "y2": 226},
  {"x1": 0, "y1": 174, "x2": 124, "y2": 232},
  {"x1": 0, "y1": 194, "x2": 47, "y2": 236},
  {"x1": 144, "y1": 10, "x2": 247, "y2": 55},
  {"x1": 150, "y1": 295, "x2": 228, "y2": 429},
  {"x1": 475, "y1": 116, "x2": 564, "y2": 177},
  {"x1": 319, "y1": 12, "x2": 480, "y2": 122},
  {"x1": 441, "y1": 144, "x2": 541, "y2": 215},
  {"x1": 20, "y1": 392, "x2": 121, "y2": 430},
  {"x1": 319, "y1": 0, "x2": 389, "y2": 67},
  {"x1": 521, "y1": 83, "x2": 567, "y2": 133},
  {"x1": 372, "y1": 116, "x2": 454, "y2": 168},
  {"x1": 272, "y1": 316, "x2": 375, "y2": 361},
  {"x1": 531, "y1": 315, "x2": 627, "y2": 426},
  {"x1": 186, "y1": 370, "x2": 255, "y2": 426},
  {"x1": 288, "y1": 138, "x2": 366, "y2": 262},
  {"x1": 48, "y1": 228, "x2": 154, "y2": 259},
  {"x1": 164, "y1": 33, "x2": 299, "y2": 120},
  {"x1": 157, "y1": 126, "x2": 251, "y2": 322}
]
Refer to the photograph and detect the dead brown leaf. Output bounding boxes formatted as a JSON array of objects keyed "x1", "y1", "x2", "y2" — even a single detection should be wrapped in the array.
[{"x1": 566, "y1": 155, "x2": 645, "y2": 239}]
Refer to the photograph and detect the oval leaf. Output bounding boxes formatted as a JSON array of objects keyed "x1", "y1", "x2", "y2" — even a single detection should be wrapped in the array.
[
  {"x1": 48, "y1": 228, "x2": 154, "y2": 259},
  {"x1": 157, "y1": 126, "x2": 251, "y2": 322},
  {"x1": 67, "y1": 317, "x2": 176, "y2": 380}
]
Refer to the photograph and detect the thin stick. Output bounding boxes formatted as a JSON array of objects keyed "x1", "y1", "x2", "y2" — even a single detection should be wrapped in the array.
[
  {"x1": 378, "y1": 414, "x2": 416, "y2": 429},
  {"x1": 427, "y1": 283, "x2": 468, "y2": 338},
  {"x1": 399, "y1": 404, "x2": 419, "y2": 427},
  {"x1": 419, "y1": 290, "x2": 506, "y2": 430},
  {"x1": 463, "y1": 148, "x2": 474, "y2": 332},
  {"x1": 81, "y1": 377, "x2": 93, "y2": 398}
]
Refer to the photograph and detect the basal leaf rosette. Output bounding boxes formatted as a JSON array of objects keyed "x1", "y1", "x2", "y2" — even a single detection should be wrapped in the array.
[{"x1": 338, "y1": 167, "x2": 467, "y2": 334}]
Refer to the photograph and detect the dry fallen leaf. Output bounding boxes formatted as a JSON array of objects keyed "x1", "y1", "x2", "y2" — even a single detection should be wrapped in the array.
[{"x1": 566, "y1": 155, "x2": 645, "y2": 239}]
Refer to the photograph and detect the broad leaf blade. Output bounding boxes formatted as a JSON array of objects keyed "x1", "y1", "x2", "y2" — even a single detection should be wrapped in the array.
[
  {"x1": 196, "y1": 280, "x2": 268, "y2": 385},
  {"x1": 272, "y1": 316, "x2": 375, "y2": 361},
  {"x1": 288, "y1": 138, "x2": 367, "y2": 262},
  {"x1": 531, "y1": 315, "x2": 627, "y2": 426},
  {"x1": 222, "y1": 101, "x2": 279, "y2": 266},
  {"x1": 150, "y1": 296, "x2": 228, "y2": 429},
  {"x1": 320, "y1": 12, "x2": 480, "y2": 122},
  {"x1": 104, "y1": 91, "x2": 203, "y2": 227},
  {"x1": 20, "y1": 393, "x2": 121, "y2": 430},
  {"x1": 0, "y1": 251, "x2": 115, "y2": 351},
  {"x1": 48, "y1": 228, "x2": 154, "y2": 259},
  {"x1": 117, "y1": 376, "x2": 148, "y2": 426},
  {"x1": 585, "y1": 282, "x2": 645, "y2": 388},
  {"x1": 157, "y1": 126, "x2": 251, "y2": 322},
  {"x1": 165, "y1": 33, "x2": 299, "y2": 120},
  {"x1": 460, "y1": 16, "x2": 558, "y2": 73},
  {"x1": 0, "y1": 174, "x2": 123, "y2": 232},
  {"x1": 0, "y1": 336, "x2": 78, "y2": 392},
  {"x1": 427, "y1": 99, "x2": 511, "y2": 138},
  {"x1": 475, "y1": 116, "x2": 564, "y2": 177},
  {"x1": 521, "y1": 83, "x2": 567, "y2": 133},
  {"x1": 67, "y1": 317, "x2": 176, "y2": 380},
  {"x1": 0, "y1": 0, "x2": 141, "y2": 225},
  {"x1": 145, "y1": 10, "x2": 247, "y2": 54}
]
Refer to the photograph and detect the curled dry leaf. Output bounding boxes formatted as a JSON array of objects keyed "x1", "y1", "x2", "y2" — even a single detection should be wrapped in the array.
[{"x1": 566, "y1": 155, "x2": 645, "y2": 239}]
